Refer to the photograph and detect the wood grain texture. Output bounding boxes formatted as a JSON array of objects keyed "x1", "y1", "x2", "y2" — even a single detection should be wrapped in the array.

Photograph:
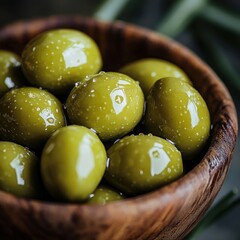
[{"x1": 0, "y1": 16, "x2": 238, "y2": 240}]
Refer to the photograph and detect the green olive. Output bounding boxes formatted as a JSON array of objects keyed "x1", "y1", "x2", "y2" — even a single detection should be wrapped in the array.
[
  {"x1": 0, "y1": 50, "x2": 25, "y2": 98},
  {"x1": 144, "y1": 77, "x2": 211, "y2": 160},
  {"x1": 104, "y1": 134, "x2": 183, "y2": 195},
  {"x1": 87, "y1": 184, "x2": 124, "y2": 205},
  {"x1": 119, "y1": 58, "x2": 191, "y2": 96},
  {"x1": 0, "y1": 141, "x2": 43, "y2": 198},
  {"x1": 66, "y1": 71, "x2": 144, "y2": 141},
  {"x1": 22, "y1": 29, "x2": 102, "y2": 96},
  {"x1": 0, "y1": 87, "x2": 66, "y2": 150},
  {"x1": 41, "y1": 125, "x2": 107, "y2": 201}
]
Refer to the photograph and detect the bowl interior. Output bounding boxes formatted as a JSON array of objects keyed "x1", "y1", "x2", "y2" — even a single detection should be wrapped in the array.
[{"x1": 0, "y1": 16, "x2": 238, "y2": 240}]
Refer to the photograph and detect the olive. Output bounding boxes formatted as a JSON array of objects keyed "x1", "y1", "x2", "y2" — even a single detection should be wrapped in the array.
[
  {"x1": 0, "y1": 87, "x2": 66, "y2": 150},
  {"x1": 21, "y1": 29, "x2": 102, "y2": 96},
  {"x1": 119, "y1": 58, "x2": 191, "y2": 96},
  {"x1": 144, "y1": 77, "x2": 211, "y2": 160},
  {"x1": 41, "y1": 125, "x2": 107, "y2": 201},
  {"x1": 104, "y1": 134, "x2": 183, "y2": 195},
  {"x1": 87, "y1": 184, "x2": 124, "y2": 204},
  {"x1": 66, "y1": 71, "x2": 144, "y2": 141},
  {"x1": 0, "y1": 50, "x2": 25, "y2": 98},
  {"x1": 0, "y1": 141, "x2": 43, "y2": 198}
]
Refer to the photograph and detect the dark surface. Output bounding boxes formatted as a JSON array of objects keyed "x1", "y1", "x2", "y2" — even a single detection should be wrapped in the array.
[{"x1": 0, "y1": 0, "x2": 239, "y2": 239}]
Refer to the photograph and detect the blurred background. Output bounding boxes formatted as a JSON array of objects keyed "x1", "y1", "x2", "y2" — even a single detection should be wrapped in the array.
[{"x1": 0, "y1": 0, "x2": 239, "y2": 239}]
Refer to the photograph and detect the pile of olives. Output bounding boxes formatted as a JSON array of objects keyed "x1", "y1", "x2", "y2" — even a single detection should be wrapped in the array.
[{"x1": 0, "y1": 29, "x2": 211, "y2": 204}]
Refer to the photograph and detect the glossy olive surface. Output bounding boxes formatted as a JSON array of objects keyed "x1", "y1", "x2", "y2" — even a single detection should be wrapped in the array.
[
  {"x1": 0, "y1": 87, "x2": 66, "y2": 150},
  {"x1": 105, "y1": 134, "x2": 183, "y2": 195},
  {"x1": 0, "y1": 141, "x2": 42, "y2": 198},
  {"x1": 87, "y1": 184, "x2": 124, "y2": 205},
  {"x1": 66, "y1": 71, "x2": 144, "y2": 141},
  {"x1": 144, "y1": 77, "x2": 211, "y2": 160},
  {"x1": 0, "y1": 50, "x2": 24, "y2": 98},
  {"x1": 119, "y1": 58, "x2": 191, "y2": 96},
  {"x1": 21, "y1": 29, "x2": 102, "y2": 95},
  {"x1": 41, "y1": 125, "x2": 107, "y2": 201}
]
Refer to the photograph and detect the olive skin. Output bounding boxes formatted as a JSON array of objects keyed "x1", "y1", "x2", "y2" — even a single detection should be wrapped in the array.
[
  {"x1": 104, "y1": 134, "x2": 183, "y2": 195},
  {"x1": 0, "y1": 50, "x2": 24, "y2": 98},
  {"x1": 0, "y1": 87, "x2": 66, "y2": 150},
  {"x1": 41, "y1": 125, "x2": 107, "y2": 201},
  {"x1": 0, "y1": 141, "x2": 43, "y2": 198},
  {"x1": 87, "y1": 184, "x2": 124, "y2": 205},
  {"x1": 119, "y1": 58, "x2": 191, "y2": 96},
  {"x1": 66, "y1": 72, "x2": 144, "y2": 141},
  {"x1": 22, "y1": 29, "x2": 102, "y2": 95},
  {"x1": 144, "y1": 77, "x2": 211, "y2": 160}
]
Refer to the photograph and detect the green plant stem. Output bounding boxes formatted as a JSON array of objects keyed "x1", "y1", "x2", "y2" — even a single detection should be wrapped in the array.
[
  {"x1": 200, "y1": 4, "x2": 240, "y2": 36},
  {"x1": 93, "y1": 0, "x2": 133, "y2": 21},
  {"x1": 208, "y1": 197, "x2": 240, "y2": 224},
  {"x1": 194, "y1": 24, "x2": 240, "y2": 93},
  {"x1": 186, "y1": 189, "x2": 239, "y2": 240},
  {"x1": 156, "y1": 0, "x2": 210, "y2": 38}
]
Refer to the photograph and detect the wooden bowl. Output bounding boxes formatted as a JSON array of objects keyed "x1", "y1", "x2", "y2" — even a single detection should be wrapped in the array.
[{"x1": 0, "y1": 16, "x2": 238, "y2": 240}]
